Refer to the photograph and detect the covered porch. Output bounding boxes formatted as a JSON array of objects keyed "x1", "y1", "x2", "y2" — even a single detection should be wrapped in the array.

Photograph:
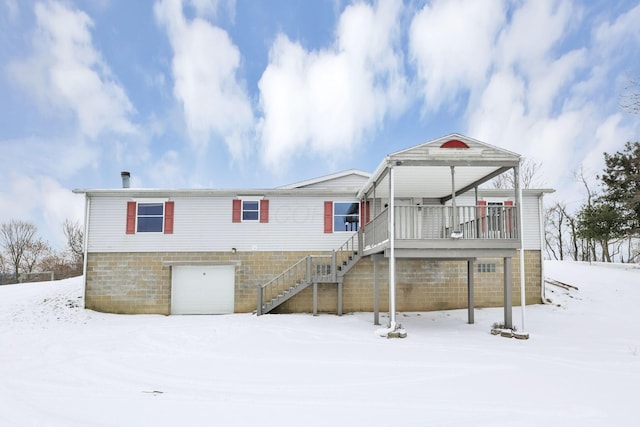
[{"x1": 356, "y1": 134, "x2": 524, "y2": 336}]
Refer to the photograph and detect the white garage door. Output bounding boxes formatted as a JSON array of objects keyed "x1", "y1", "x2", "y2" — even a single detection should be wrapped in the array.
[{"x1": 171, "y1": 265, "x2": 235, "y2": 314}]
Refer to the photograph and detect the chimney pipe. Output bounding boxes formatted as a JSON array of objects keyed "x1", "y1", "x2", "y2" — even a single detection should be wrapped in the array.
[{"x1": 121, "y1": 171, "x2": 130, "y2": 188}]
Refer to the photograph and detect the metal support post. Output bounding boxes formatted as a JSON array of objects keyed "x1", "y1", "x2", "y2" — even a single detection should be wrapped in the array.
[
  {"x1": 467, "y1": 260, "x2": 475, "y2": 324},
  {"x1": 504, "y1": 257, "x2": 513, "y2": 329},
  {"x1": 337, "y1": 279, "x2": 343, "y2": 316},
  {"x1": 373, "y1": 255, "x2": 380, "y2": 325},
  {"x1": 313, "y1": 282, "x2": 318, "y2": 316}
]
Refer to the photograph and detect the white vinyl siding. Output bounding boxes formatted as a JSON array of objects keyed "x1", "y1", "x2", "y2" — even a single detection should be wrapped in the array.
[{"x1": 87, "y1": 195, "x2": 357, "y2": 253}]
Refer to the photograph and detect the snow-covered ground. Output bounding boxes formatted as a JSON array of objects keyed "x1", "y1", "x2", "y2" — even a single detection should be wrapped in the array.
[{"x1": 1, "y1": 261, "x2": 638, "y2": 427}]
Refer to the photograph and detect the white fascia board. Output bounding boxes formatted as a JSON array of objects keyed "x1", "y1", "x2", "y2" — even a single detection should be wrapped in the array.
[{"x1": 72, "y1": 187, "x2": 360, "y2": 198}]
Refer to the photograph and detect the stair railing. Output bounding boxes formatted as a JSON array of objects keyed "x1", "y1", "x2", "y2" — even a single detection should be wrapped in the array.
[
  {"x1": 257, "y1": 232, "x2": 362, "y2": 315},
  {"x1": 257, "y1": 256, "x2": 308, "y2": 315}
]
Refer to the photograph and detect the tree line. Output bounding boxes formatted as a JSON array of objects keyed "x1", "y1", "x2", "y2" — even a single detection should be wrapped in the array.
[
  {"x1": 545, "y1": 142, "x2": 640, "y2": 263},
  {"x1": 0, "y1": 219, "x2": 83, "y2": 284}
]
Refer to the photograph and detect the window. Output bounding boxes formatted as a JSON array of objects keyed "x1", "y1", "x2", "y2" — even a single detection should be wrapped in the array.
[
  {"x1": 242, "y1": 201, "x2": 259, "y2": 221},
  {"x1": 232, "y1": 199, "x2": 269, "y2": 223},
  {"x1": 137, "y1": 203, "x2": 164, "y2": 232},
  {"x1": 126, "y1": 201, "x2": 174, "y2": 234},
  {"x1": 333, "y1": 202, "x2": 360, "y2": 232},
  {"x1": 477, "y1": 263, "x2": 496, "y2": 273}
]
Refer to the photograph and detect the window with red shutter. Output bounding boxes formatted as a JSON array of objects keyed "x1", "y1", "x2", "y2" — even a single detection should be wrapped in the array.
[
  {"x1": 324, "y1": 201, "x2": 333, "y2": 233},
  {"x1": 126, "y1": 201, "x2": 136, "y2": 234},
  {"x1": 164, "y1": 201, "x2": 174, "y2": 234},
  {"x1": 232, "y1": 199, "x2": 242, "y2": 223},
  {"x1": 259, "y1": 199, "x2": 269, "y2": 223}
]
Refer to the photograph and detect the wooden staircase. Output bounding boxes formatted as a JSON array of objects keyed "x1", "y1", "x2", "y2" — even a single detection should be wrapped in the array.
[{"x1": 257, "y1": 232, "x2": 361, "y2": 315}]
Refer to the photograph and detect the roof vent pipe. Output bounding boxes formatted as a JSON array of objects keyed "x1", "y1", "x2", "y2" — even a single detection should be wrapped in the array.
[{"x1": 121, "y1": 171, "x2": 130, "y2": 188}]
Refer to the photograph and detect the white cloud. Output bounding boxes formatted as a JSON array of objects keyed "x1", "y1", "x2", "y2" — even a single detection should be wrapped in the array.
[
  {"x1": 258, "y1": 0, "x2": 407, "y2": 171},
  {"x1": 7, "y1": 1, "x2": 136, "y2": 139},
  {"x1": 155, "y1": 0, "x2": 254, "y2": 160},
  {"x1": 456, "y1": 0, "x2": 640, "y2": 210},
  {"x1": 0, "y1": 135, "x2": 98, "y2": 179},
  {"x1": 145, "y1": 150, "x2": 187, "y2": 188},
  {"x1": 593, "y1": 2, "x2": 640, "y2": 56},
  {"x1": 409, "y1": 0, "x2": 505, "y2": 111},
  {"x1": 187, "y1": 0, "x2": 235, "y2": 20},
  {"x1": 0, "y1": 174, "x2": 84, "y2": 249},
  {"x1": 495, "y1": 0, "x2": 575, "y2": 74}
]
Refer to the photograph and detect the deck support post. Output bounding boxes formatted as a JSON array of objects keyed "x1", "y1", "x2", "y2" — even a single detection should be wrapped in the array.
[
  {"x1": 337, "y1": 279, "x2": 343, "y2": 316},
  {"x1": 373, "y1": 254, "x2": 380, "y2": 325},
  {"x1": 504, "y1": 257, "x2": 513, "y2": 329},
  {"x1": 467, "y1": 259, "x2": 474, "y2": 324},
  {"x1": 313, "y1": 282, "x2": 318, "y2": 316},
  {"x1": 257, "y1": 285, "x2": 263, "y2": 316}
]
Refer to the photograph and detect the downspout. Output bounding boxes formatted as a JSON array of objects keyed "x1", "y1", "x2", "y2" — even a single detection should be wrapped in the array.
[
  {"x1": 538, "y1": 193, "x2": 549, "y2": 304},
  {"x1": 516, "y1": 164, "x2": 526, "y2": 332},
  {"x1": 388, "y1": 165, "x2": 397, "y2": 329},
  {"x1": 82, "y1": 195, "x2": 90, "y2": 304}
]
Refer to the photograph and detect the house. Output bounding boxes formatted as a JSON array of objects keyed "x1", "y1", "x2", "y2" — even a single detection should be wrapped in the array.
[{"x1": 73, "y1": 134, "x2": 553, "y2": 332}]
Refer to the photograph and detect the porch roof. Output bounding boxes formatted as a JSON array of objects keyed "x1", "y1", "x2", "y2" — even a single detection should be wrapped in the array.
[{"x1": 356, "y1": 133, "x2": 522, "y2": 201}]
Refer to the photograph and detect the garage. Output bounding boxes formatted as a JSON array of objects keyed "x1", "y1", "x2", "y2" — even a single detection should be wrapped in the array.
[{"x1": 171, "y1": 265, "x2": 235, "y2": 314}]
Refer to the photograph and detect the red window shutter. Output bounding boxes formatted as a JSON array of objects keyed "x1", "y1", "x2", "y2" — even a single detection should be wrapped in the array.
[
  {"x1": 360, "y1": 201, "x2": 370, "y2": 230},
  {"x1": 259, "y1": 199, "x2": 269, "y2": 223},
  {"x1": 477, "y1": 200, "x2": 487, "y2": 235},
  {"x1": 126, "y1": 201, "x2": 136, "y2": 234},
  {"x1": 164, "y1": 201, "x2": 174, "y2": 234},
  {"x1": 232, "y1": 199, "x2": 242, "y2": 223},
  {"x1": 324, "y1": 201, "x2": 333, "y2": 233}
]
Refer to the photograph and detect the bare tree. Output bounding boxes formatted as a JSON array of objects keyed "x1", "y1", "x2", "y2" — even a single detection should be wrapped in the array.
[
  {"x1": 20, "y1": 239, "x2": 52, "y2": 276},
  {"x1": 491, "y1": 158, "x2": 544, "y2": 189},
  {"x1": 0, "y1": 220, "x2": 37, "y2": 281},
  {"x1": 545, "y1": 202, "x2": 567, "y2": 260},
  {"x1": 63, "y1": 219, "x2": 84, "y2": 265},
  {"x1": 620, "y1": 77, "x2": 640, "y2": 115},
  {"x1": 576, "y1": 166, "x2": 598, "y2": 261}
]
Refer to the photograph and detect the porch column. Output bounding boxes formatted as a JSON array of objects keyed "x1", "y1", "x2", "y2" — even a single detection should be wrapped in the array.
[
  {"x1": 450, "y1": 166, "x2": 458, "y2": 231},
  {"x1": 467, "y1": 259, "x2": 474, "y2": 324},
  {"x1": 372, "y1": 182, "x2": 376, "y2": 244},
  {"x1": 504, "y1": 257, "x2": 513, "y2": 329},
  {"x1": 388, "y1": 166, "x2": 397, "y2": 328}
]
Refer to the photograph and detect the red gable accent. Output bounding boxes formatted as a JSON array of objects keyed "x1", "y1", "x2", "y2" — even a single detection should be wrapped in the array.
[{"x1": 440, "y1": 139, "x2": 469, "y2": 149}]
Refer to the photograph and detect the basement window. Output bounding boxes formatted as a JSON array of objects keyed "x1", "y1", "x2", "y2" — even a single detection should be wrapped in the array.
[{"x1": 477, "y1": 263, "x2": 496, "y2": 273}]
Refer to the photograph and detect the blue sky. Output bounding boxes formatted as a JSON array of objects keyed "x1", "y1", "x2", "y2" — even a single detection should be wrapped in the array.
[{"x1": 1, "y1": 0, "x2": 639, "y2": 249}]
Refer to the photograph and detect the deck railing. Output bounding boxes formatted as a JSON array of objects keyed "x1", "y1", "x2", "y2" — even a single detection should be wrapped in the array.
[{"x1": 364, "y1": 205, "x2": 518, "y2": 249}]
